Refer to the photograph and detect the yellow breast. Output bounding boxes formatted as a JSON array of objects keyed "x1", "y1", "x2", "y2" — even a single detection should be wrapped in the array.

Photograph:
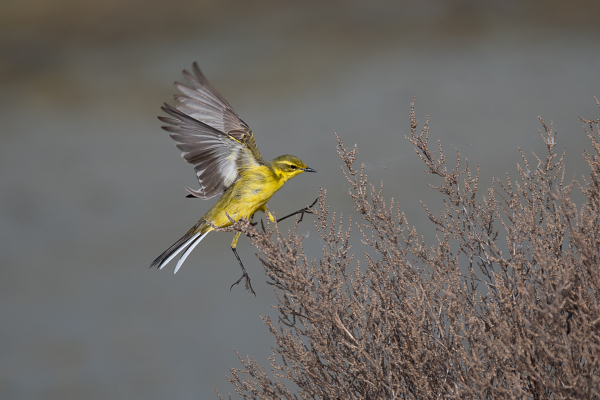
[{"x1": 204, "y1": 165, "x2": 284, "y2": 228}]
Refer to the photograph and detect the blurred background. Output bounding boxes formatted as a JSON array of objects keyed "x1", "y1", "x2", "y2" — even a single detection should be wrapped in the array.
[{"x1": 1, "y1": 0, "x2": 599, "y2": 398}]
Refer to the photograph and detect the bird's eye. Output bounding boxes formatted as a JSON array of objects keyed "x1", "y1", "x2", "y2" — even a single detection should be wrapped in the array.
[{"x1": 290, "y1": 165, "x2": 297, "y2": 170}]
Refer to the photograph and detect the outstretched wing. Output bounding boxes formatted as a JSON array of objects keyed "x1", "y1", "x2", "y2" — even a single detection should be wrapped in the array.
[
  {"x1": 159, "y1": 103, "x2": 246, "y2": 199},
  {"x1": 173, "y1": 62, "x2": 262, "y2": 160},
  {"x1": 160, "y1": 63, "x2": 264, "y2": 199}
]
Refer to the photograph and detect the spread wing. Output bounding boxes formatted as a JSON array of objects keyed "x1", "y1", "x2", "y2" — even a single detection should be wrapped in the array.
[
  {"x1": 159, "y1": 63, "x2": 263, "y2": 199},
  {"x1": 159, "y1": 104, "x2": 247, "y2": 199},
  {"x1": 173, "y1": 62, "x2": 262, "y2": 157}
]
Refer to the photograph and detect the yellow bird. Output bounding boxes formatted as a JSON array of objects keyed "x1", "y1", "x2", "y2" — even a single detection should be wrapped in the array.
[{"x1": 150, "y1": 63, "x2": 316, "y2": 294}]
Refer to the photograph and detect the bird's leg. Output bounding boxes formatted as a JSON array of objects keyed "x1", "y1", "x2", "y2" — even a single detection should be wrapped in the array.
[
  {"x1": 229, "y1": 229, "x2": 256, "y2": 295},
  {"x1": 249, "y1": 212, "x2": 258, "y2": 226},
  {"x1": 274, "y1": 197, "x2": 319, "y2": 223}
]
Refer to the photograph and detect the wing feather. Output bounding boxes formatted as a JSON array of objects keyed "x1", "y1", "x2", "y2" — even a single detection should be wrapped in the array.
[
  {"x1": 174, "y1": 62, "x2": 254, "y2": 142},
  {"x1": 160, "y1": 103, "x2": 243, "y2": 199},
  {"x1": 159, "y1": 63, "x2": 264, "y2": 199}
]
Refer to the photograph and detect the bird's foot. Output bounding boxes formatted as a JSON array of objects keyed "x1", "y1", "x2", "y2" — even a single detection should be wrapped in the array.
[
  {"x1": 230, "y1": 272, "x2": 255, "y2": 296},
  {"x1": 275, "y1": 197, "x2": 319, "y2": 223},
  {"x1": 230, "y1": 247, "x2": 256, "y2": 295}
]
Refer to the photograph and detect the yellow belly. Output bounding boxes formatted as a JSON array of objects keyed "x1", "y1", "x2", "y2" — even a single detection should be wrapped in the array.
[{"x1": 201, "y1": 166, "x2": 284, "y2": 232}]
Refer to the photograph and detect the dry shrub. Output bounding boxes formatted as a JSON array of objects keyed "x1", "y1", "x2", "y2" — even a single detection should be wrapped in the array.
[{"x1": 216, "y1": 99, "x2": 600, "y2": 399}]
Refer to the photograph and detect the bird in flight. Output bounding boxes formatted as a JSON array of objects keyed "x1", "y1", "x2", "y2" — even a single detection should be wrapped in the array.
[{"x1": 150, "y1": 63, "x2": 317, "y2": 294}]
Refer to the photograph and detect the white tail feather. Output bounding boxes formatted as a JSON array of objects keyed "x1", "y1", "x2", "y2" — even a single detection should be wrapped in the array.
[
  {"x1": 174, "y1": 232, "x2": 209, "y2": 274},
  {"x1": 158, "y1": 231, "x2": 203, "y2": 270}
]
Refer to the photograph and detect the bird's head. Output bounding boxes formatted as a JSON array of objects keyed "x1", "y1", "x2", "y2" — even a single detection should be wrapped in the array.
[{"x1": 271, "y1": 155, "x2": 317, "y2": 181}]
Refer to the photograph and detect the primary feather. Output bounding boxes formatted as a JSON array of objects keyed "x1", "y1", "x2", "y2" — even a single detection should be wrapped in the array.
[{"x1": 160, "y1": 62, "x2": 264, "y2": 199}]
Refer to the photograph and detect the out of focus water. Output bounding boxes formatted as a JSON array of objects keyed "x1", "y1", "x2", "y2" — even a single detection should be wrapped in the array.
[{"x1": 1, "y1": 1, "x2": 600, "y2": 399}]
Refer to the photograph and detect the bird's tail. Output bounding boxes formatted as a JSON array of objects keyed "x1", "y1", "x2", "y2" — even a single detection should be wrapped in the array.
[{"x1": 150, "y1": 220, "x2": 210, "y2": 273}]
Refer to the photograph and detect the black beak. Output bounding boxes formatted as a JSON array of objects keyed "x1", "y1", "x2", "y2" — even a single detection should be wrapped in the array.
[{"x1": 303, "y1": 167, "x2": 317, "y2": 173}]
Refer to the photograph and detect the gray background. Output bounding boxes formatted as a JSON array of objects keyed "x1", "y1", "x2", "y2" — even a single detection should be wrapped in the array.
[{"x1": 2, "y1": 1, "x2": 600, "y2": 399}]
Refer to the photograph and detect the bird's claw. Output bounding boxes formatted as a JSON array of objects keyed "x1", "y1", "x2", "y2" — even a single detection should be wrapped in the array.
[
  {"x1": 274, "y1": 197, "x2": 319, "y2": 223},
  {"x1": 294, "y1": 197, "x2": 318, "y2": 223},
  {"x1": 230, "y1": 272, "x2": 256, "y2": 296}
]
